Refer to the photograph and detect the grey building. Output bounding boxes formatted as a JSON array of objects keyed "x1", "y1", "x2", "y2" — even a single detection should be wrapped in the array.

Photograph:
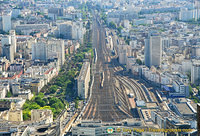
[
  {"x1": 191, "y1": 61, "x2": 200, "y2": 85},
  {"x1": 2, "y1": 44, "x2": 14, "y2": 63},
  {"x1": 145, "y1": 35, "x2": 162, "y2": 68},
  {"x1": 58, "y1": 22, "x2": 73, "y2": 39}
]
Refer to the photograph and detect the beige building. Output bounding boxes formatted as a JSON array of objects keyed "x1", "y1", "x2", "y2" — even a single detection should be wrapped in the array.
[
  {"x1": 18, "y1": 90, "x2": 33, "y2": 100},
  {"x1": 8, "y1": 109, "x2": 23, "y2": 122},
  {"x1": 31, "y1": 109, "x2": 53, "y2": 124},
  {"x1": 77, "y1": 61, "x2": 90, "y2": 99},
  {"x1": 0, "y1": 109, "x2": 23, "y2": 122}
]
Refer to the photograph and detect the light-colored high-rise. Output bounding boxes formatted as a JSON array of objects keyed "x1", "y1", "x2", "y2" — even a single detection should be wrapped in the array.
[
  {"x1": 2, "y1": 12, "x2": 12, "y2": 32},
  {"x1": 195, "y1": 0, "x2": 200, "y2": 21},
  {"x1": 32, "y1": 38, "x2": 65, "y2": 66},
  {"x1": 191, "y1": 61, "x2": 200, "y2": 85},
  {"x1": 77, "y1": 61, "x2": 90, "y2": 99},
  {"x1": 9, "y1": 30, "x2": 17, "y2": 53},
  {"x1": 1, "y1": 35, "x2": 14, "y2": 63},
  {"x1": 145, "y1": 36, "x2": 162, "y2": 68}
]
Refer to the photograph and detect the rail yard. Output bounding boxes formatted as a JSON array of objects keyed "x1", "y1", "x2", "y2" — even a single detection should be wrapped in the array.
[{"x1": 81, "y1": 13, "x2": 160, "y2": 123}]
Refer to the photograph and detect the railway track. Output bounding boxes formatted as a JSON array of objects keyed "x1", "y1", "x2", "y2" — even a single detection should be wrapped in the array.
[{"x1": 82, "y1": 14, "x2": 131, "y2": 122}]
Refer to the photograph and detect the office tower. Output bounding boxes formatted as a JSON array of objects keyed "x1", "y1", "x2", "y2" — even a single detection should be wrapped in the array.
[
  {"x1": 31, "y1": 41, "x2": 46, "y2": 61},
  {"x1": 2, "y1": 44, "x2": 14, "y2": 63},
  {"x1": 32, "y1": 39, "x2": 65, "y2": 66},
  {"x1": 47, "y1": 39, "x2": 65, "y2": 66},
  {"x1": 9, "y1": 30, "x2": 17, "y2": 53},
  {"x1": 195, "y1": 0, "x2": 200, "y2": 21},
  {"x1": 58, "y1": 22, "x2": 73, "y2": 39},
  {"x1": 145, "y1": 35, "x2": 162, "y2": 68},
  {"x1": 2, "y1": 12, "x2": 12, "y2": 32},
  {"x1": 1, "y1": 35, "x2": 11, "y2": 58},
  {"x1": 191, "y1": 61, "x2": 200, "y2": 85}
]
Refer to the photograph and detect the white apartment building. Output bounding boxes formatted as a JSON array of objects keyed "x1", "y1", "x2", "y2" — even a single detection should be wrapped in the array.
[
  {"x1": 32, "y1": 38, "x2": 65, "y2": 67},
  {"x1": 2, "y1": 12, "x2": 12, "y2": 32},
  {"x1": 9, "y1": 30, "x2": 17, "y2": 53},
  {"x1": 191, "y1": 61, "x2": 200, "y2": 85},
  {"x1": 77, "y1": 61, "x2": 90, "y2": 99}
]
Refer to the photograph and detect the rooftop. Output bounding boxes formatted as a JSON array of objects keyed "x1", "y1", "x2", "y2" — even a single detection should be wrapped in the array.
[
  {"x1": 175, "y1": 103, "x2": 193, "y2": 115},
  {"x1": 78, "y1": 61, "x2": 90, "y2": 81}
]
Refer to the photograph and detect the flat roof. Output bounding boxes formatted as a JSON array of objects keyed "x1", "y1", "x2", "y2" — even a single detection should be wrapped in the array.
[
  {"x1": 78, "y1": 61, "x2": 90, "y2": 81},
  {"x1": 176, "y1": 103, "x2": 193, "y2": 115},
  {"x1": 146, "y1": 102, "x2": 158, "y2": 108}
]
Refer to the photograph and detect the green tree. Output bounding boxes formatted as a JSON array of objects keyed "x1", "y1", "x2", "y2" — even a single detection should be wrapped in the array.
[
  {"x1": 35, "y1": 96, "x2": 46, "y2": 107},
  {"x1": 189, "y1": 85, "x2": 193, "y2": 96},
  {"x1": 23, "y1": 110, "x2": 31, "y2": 120},
  {"x1": 49, "y1": 97, "x2": 59, "y2": 105},
  {"x1": 136, "y1": 59, "x2": 143, "y2": 65},
  {"x1": 109, "y1": 21, "x2": 116, "y2": 29},
  {"x1": 49, "y1": 85, "x2": 58, "y2": 93},
  {"x1": 6, "y1": 92, "x2": 12, "y2": 97},
  {"x1": 117, "y1": 26, "x2": 123, "y2": 33},
  {"x1": 29, "y1": 102, "x2": 40, "y2": 109},
  {"x1": 75, "y1": 97, "x2": 79, "y2": 109},
  {"x1": 43, "y1": 98, "x2": 49, "y2": 105}
]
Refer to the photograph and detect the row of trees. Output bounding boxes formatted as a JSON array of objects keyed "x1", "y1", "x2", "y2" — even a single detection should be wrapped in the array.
[
  {"x1": 23, "y1": 4, "x2": 93, "y2": 120},
  {"x1": 23, "y1": 93, "x2": 65, "y2": 120},
  {"x1": 22, "y1": 34, "x2": 91, "y2": 120}
]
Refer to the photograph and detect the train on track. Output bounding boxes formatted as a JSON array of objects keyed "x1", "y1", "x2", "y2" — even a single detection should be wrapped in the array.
[
  {"x1": 93, "y1": 48, "x2": 97, "y2": 63},
  {"x1": 155, "y1": 90, "x2": 163, "y2": 103},
  {"x1": 100, "y1": 72, "x2": 104, "y2": 88}
]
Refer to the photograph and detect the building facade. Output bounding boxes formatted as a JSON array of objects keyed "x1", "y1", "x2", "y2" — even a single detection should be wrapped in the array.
[
  {"x1": 77, "y1": 61, "x2": 90, "y2": 99},
  {"x1": 2, "y1": 12, "x2": 12, "y2": 32},
  {"x1": 32, "y1": 39, "x2": 65, "y2": 66},
  {"x1": 145, "y1": 36, "x2": 162, "y2": 68}
]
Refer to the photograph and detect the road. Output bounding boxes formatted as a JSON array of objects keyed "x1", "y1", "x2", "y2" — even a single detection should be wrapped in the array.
[{"x1": 82, "y1": 14, "x2": 131, "y2": 122}]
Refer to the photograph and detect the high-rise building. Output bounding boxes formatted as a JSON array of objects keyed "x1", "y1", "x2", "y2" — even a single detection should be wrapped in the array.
[
  {"x1": 2, "y1": 44, "x2": 14, "y2": 63},
  {"x1": 2, "y1": 12, "x2": 12, "y2": 32},
  {"x1": 1, "y1": 35, "x2": 11, "y2": 47},
  {"x1": 179, "y1": 9, "x2": 194, "y2": 21},
  {"x1": 145, "y1": 35, "x2": 162, "y2": 68},
  {"x1": 191, "y1": 61, "x2": 200, "y2": 85},
  {"x1": 32, "y1": 39, "x2": 65, "y2": 66},
  {"x1": 1, "y1": 35, "x2": 14, "y2": 63},
  {"x1": 57, "y1": 21, "x2": 85, "y2": 43},
  {"x1": 77, "y1": 61, "x2": 90, "y2": 99},
  {"x1": 58, "y1": 22, "x2": 72, "y2": 39},
  {"x1": 31, "y1": 41, "x2": 46, "y2": 61},
  {"x1": 9, "y1": 30, "x2": 17, "y2": 53},
  {"x1": 195, "y1": 0, "x2": 200, "y2": 21}
]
